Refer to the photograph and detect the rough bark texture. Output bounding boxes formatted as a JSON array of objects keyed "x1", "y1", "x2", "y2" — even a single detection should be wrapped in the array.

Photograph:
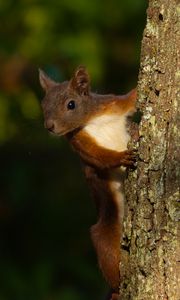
[{"x1": 120, "y1": 0, "x2": 180, "y2": 299}]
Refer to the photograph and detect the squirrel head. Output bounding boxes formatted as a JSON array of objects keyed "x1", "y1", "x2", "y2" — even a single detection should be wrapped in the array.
[{"x1": 39, "y1": 66, "x2": 93, "y2": 136}]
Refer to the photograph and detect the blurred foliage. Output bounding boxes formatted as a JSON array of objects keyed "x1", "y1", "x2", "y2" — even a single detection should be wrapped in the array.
[{"x1": 0, "y1": 0, "x2": 147, "y2": 299}]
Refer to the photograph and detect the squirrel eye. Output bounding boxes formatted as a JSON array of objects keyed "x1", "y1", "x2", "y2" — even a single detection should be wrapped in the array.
[{"x1": 67, "y1": 100, "x2": 76, "y2": 110}]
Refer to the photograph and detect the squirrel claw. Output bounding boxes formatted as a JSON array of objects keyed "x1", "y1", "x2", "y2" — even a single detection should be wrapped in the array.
[{"x1": 121, "y1": 149, "x2": 138, "y2": 167}]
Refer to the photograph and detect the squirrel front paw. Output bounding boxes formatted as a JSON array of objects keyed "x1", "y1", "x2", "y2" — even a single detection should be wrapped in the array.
[{"x1": 119, "y1": 149, "x2": 138, "y2": 167}]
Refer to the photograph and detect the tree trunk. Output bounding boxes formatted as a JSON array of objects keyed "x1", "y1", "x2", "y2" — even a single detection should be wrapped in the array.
[{"x1": 120, "y1": 0, "x2": 180, "y2": 299}]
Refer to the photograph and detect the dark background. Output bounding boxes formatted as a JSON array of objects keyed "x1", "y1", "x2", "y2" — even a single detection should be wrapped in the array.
[{"x1": 0, "y1": 1, "x2": 147, "y2": 299}]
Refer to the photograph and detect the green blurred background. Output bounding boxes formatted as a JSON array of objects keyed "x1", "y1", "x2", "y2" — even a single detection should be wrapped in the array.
[{"x1": 0, "y1": 1, "x2": 147, "y2": 299}]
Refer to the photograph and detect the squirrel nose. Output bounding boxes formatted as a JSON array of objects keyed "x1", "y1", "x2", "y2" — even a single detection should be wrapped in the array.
[{"x1": 45, "y1": 119, "x2": 55, "y2": 132}]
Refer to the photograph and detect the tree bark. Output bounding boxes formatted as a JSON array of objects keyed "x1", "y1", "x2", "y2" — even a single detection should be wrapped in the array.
[{"x1": 120, "y1": 0, "x2": 180, "y2": 299}]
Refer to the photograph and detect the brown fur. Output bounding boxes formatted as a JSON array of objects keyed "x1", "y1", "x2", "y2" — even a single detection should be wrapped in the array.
[
  {"x1": 39, "y1": 66, "x2": 137, "y2": 294},
  {"x1": 84, "y1": 165, "x2": 121, "y2": 290},
  {"x1": 67, "y1": 129, "x2": 136, "y2": 170}
]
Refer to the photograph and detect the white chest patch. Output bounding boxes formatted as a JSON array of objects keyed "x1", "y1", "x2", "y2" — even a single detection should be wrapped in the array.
[{"x1": 84, "y1": 114, "x2": 130, "y2": 152}]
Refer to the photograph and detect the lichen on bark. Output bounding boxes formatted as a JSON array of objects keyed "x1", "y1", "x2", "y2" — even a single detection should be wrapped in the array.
[{"x1": 120, "y1": 0, "x2": 180, "y2": 299}]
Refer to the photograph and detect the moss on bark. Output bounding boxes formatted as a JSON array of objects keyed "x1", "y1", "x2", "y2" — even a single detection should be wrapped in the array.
[{"x1": 120, "y1": 0, "x2": 180, "y2": 299}]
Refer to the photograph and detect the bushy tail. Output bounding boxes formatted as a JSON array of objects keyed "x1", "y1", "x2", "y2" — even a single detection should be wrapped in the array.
[{"x1": 90, "y1": 221, "x2": 120, "y2": 290}]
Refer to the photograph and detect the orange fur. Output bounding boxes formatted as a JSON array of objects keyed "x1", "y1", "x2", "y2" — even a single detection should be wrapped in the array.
[
  {"x1": 39, "y1": 66, "x2": 137, "y2": 297},
  {"x1": 68, "y1": 130, "x2": 136, "y2": 169},
  {"x1": 91, "y1": 222, "x2": 120, "y2": 290}
]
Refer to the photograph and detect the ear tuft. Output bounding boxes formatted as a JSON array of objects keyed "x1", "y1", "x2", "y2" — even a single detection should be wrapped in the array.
[
  {"x1": 70, "y1": 66, "x2": 90, "y2": 95},
  {"x1": 39, "y1": 69, "x2": 57, "y2": 92}
]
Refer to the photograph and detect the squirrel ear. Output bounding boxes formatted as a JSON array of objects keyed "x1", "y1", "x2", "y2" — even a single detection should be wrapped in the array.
[
  {"x1": 70, "y1": 66, "x2": 90, "y2": 95},
  {"x1": 39, "y1": 69, "x2": 57, "y2": 92}
]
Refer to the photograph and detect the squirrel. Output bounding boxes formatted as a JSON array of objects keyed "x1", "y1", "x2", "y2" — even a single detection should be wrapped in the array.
[{"x1": 39, "y1": 66, "x2": 137, "y2": 298}]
